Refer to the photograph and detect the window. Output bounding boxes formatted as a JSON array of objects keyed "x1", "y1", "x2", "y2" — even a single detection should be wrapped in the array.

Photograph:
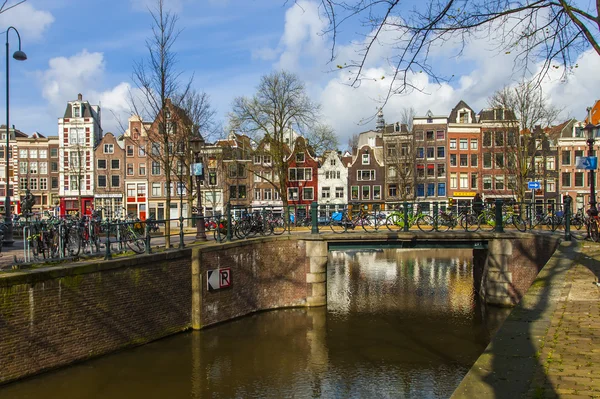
[
  {"x1": 495, "y1": 175, "x2": 505, "y2": 190},
  {"x1": 562, "y1": 150, "x2": 571, "y2": 165},
  {"x1": 387, "y1": 145, "x2": 397, "y2": 158},
  {"x1": 450, "y1": 139, "x2": 457, "y2": 149},
  {"x1": 561, "y1": 172, "x2": 571, "y2": 187},
  {"x1": 289, "y1": 168, "x2": 312, "y2": 181},
  {"x1": 507, "y1": 131, "x2": 516, "y2": 146},
  {"x1": 39, "y1": 178, "x2": 47, "y2": 190},
  {"x1": 228, "y1": 163, "x2": 246, "y2": 178},
  {"x1": 288, "y1": 187, "x2": 299, "y2": 201},
  {"x1": 471, "y1": 173, "x2": 478, "y2": 189},
  {"x1": 362, "y1": 153, "x2": 370, "y2": 165},
  {"x1": 111, "y1": 175, "x2": 120, "y2": 187},
  {"x1": 460, "y1": 173, "x2": 469, "y2": 188},
  {"x1": 575, "y1": 172, "x2": 584, "y2": 186},
  {"x1": 253, "y1": 155, "x2": 261, "y2": 164},
  {"x1": 483, "y1": 153, "x2": 492, "y2": 168},
  {"x1": 104, "y1": 144, "x2": 114, "y2": 154},
  {"x1": 208, "y1": 170, "x2": 217, "y2": 186},
  {"x1": 415, "y1": 131, "x2": 424, "y2": 140},
  {"x1": 127, "y1": 146, "x2": 134, "y2": 157},
  {"x1": 426, "y1": 131, "x2": 434, "y2": 141},
  {"x1": 303, "y1": 187, "x2": 314, "y2": 201},
  {"x1": 460, "y1": 139, "x2": 468, "y2": 150},
  {"x1": 460, "y1": 154, "x2": 468, "y2": 167},
  {"x1": 427, "y1": 164, "x2": 435, "y2": 177},
  {"x1": 73, "y1": 105, "x2": 80, "y2": 118},
  {"x1": 51, "y1": 148, "x2": 58, "y2": 157},
  {"x1": 335, "y1": 187, "x2": 344, "y2": 198},
  {"x1": 111, "y1": 159, "x2": 120, "y2": 169},
  {"x1": 127, "y1": 163, "x2": 134, "y2": 176},
  {"x1": 139, "y1": 164, "x2": 146, "y2": 176},
  {"x1": 416, "y1": 183, "x2": 425, "y2": 197},
  {"x1": 19, "y1": 177, "x2": 27, "y2": 190},
  {"x1": 546, "y1": 179, "x2": 555, "y2": 193},
  {"x1": 40, "y1": 162, "x2": 47, "y2": 174},
  {"x1": 70, "y1": 175, "x2": 80, "y2": 191},
  {"x1": 450, "y1": 154, "x2": 457, "y2": 166},
  {"x1": 139, "y1": 145, "x2": 146, "y2": 156},
  {"x1": 437, "y1": 146, "x2": 445, "y2": 158},
  {"x1": 51, "y1": 177, "x2": 58, "y2": 189},
  {"x1": 416, "y1": 165, "x2": 425, "y2": 178},
  {"x1": 508, "y1": 175, "x2": 516, "y2": 190},
  {"x1": 264, "y1": 188, "x2": 272, "y2": 200},
  {"x1": 483, "y1": 175, "x2": 492, "y2": 190},
  {"x1": 19, "y1": 149, "x2": 27, "y2": 158},
  {"x1": 357, "y1": 170, "x2": 375, "y2": 181},
  {"x1": 330, "y1": 158, "x2": 337, "y2": 166},
  {"x1": 254, "y1": 188, "x2": 261, "y2": 201},
  {"x1": 401, "y1": 143, "x2": 409, "y2": 156},
  {"x1": 495, "y1": 131, "x2": 504, "y2": 146},
  {"x1": 29, "y1": 178, "x2": 37, "y2": 190},
  {"x1": 70, "y1": 128, "x2": 85, "y2": 145},
  {"x1": 296, "y1": 153, "x2": 305, "y2": 163},
  {"x1": 546, "y1": 157, "x2": 555, "y2": 171},
  {"x1": 151, "y1": 143, "x2": 161, "y2": 156},
  {"x1": 426, "y1": 147, "x2": 434, "y2": 158},
  {"x1": 361, "y1": 185, "x2": 370, "y2": 200},
  {"x1": 322, "y1": 187, "x2": 331, "y2": 199},
  {"x1": 495, "y1": 153, "x2": 504, "y2": 168},
  {"x1": 127, "y1": 184, "x2": 136, "y2": 197},
  {"x1": 51, "y1": 161, "x2": 58, "y2": 172},
  {"x1": 19, "y1": 162, "x2": 27, "y2": 174},
  {"x1": 30, "y1": 161, "x2": 39, "y2": 174},
  {"x1": 483, "y1": 132, "x2": 492, "y2": 147},
  {"x1": 437, "y1": 164, "x2": 445, "y2": 178},
  {"x1": 471, "y1": 139, "x2": 478, "y2": 150},
  {"x1": 351, "y1": 186, "x2": 359, "y2": 200},
  {"x1": 427, "y1": 183, "x2": 435, "y2": 197},
  {"x1": 437, "y1": 183, "x2": 446, "y2": 196},
  {"x1": 416, "y1": 147, "x2": 424, "y2": 158},
  {"x1": 152, "y1": 183, "x2": 161, "y2": 197},
  {"x1": 137, "y1": 184, "x2": 146, "y2": 198},
  {"x1": 388, "y1": 166, "x2": 397, "y2": 178},
  {"x1": 151, "y1": 161, "x2": 161, "y2": 175},
  {"x1": 29, "y1": 149, "x2": 38, "y2": 158},
  {"x1": 263, "y1": 155, "x2": 272, "y2": 165},
  {"x1": 388, "y1": 184, "x2": 397, "y2": 197},
  {"x1": 471, "y1": 154, "x2": 478, "y2": 167},
  {"x1": 459, "y1": 111, "x2": 468, "y2": 123},
  {"x1": 436, "y1": 130, "x2": 445, "y2": 140},
  {"x1": 450, "y1": 173, "x2": 457, "y2": 189},
  {"x1": 98, "y1": 175, "x2": 107, "y2": 187}
]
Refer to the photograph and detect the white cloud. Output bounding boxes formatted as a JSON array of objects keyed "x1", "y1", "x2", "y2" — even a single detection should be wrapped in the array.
[{"x1": 0, "y1": 3, "x2": 54, "y2": 41}]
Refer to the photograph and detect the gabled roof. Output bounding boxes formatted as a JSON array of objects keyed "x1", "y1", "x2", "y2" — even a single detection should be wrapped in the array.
[
  {"x1": 0, "y1": 124, "x2": 28, "y2": 137},
  {"x1": 63, "y1": 102, "x2": 95, "y2": 118},
  {"x1": 448, "y1": 100, "x2": 477, "y2": 123},
  {"x1": 478, "y1": 108, "x2": 517, "y2": 122}
]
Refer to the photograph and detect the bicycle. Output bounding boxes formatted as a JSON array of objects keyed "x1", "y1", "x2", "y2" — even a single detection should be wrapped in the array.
[
  {"x1": 416, "y1": 208, "x2": 479, "y2": 232},
  {"x1": 385, "y1": 204, "x2": 426, "y2": 231},
  {"x1": 329, "y1": 208, "x2": 375, "y2": 233},
  {"x1": 478, "y1": 207, "x2": 526, "y2": 232}
]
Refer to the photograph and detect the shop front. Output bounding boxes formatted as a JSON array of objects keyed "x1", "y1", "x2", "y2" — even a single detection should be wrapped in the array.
[
  {"x1": 60, "y1": 196, "x2": 94, "y2": 217},
  {"x1": 126, "y1": 182, "x2": 147, "y2": 220},
  {"x1": 94, "y1": 194, "x2": 124, "y2": 220}
]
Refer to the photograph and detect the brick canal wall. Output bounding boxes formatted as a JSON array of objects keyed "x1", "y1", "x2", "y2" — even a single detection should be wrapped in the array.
[{"x1": 0, "y1": 251, "x2": 192, "y2": 385}]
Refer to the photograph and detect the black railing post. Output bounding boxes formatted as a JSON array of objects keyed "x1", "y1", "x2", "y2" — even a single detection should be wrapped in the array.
[
  {"x1": 527, "y1": 202, "x2": 533, "y2": 230},
  {"x1": 495, "y1": 198, "x2": 504, "y2": 233},
  {"x1": 104, "y1": 220, "x2": 112, "y2": 260},
  {"x1": 433, "y1": 202, "x2": 438, "y2": 231},
  {"x1": 311, "y1": 201, "x2": 319, "y2": 234},
  {"x1": 226, "y1": 202, "x2": 232, "y2": 242},
  {"x1": 179, "y1": 214, "x2": 185, "y2": 248},
  {"x1": 564, "y1": 197, "x2": 571, "y2": 241},
  {"x1": 403, "y1": 202, "x2": 409, "y2": 232},
  {"x1": 145, "y1": 221, "x2": 152, "y2": 254}
]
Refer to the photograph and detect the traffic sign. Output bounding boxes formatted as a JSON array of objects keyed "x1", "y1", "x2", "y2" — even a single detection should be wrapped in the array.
[
  {"x1": 575, "y1": 156, "x2": 598, "y2": 170},
  {"x1": 207, "y1": 268, "x2": 232, "y2": 291},
  {"x1": 527, "y1": 181, "x2": 541, "y2": 190}
]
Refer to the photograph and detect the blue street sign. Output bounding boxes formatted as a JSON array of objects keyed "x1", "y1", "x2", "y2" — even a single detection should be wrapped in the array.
[
  {"x1": 575, "y1": 156, "x2": 598, "y2": 170},
  {"x1": 528, "y1": 181, "x2": 541, "y2": 190}
]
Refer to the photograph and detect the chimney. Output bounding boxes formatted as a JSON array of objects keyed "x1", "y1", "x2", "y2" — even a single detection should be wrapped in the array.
[{"x1": 77, "y1": 93, "x2": 82, "y2": 101}]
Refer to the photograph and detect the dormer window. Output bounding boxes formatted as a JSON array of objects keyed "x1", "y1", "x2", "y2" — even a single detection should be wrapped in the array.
[
  {"x1": 296, "y1": 153, "x2": 305, "y2": 163},
  {"x1": 73, "y1": 105, "x2": 81, "y2": 118},
  {"x1": 496, "y1": 109, "x2": 504, "y2": 120},
  {"x1": 459, "y1": 110, "x2": 469, "y2": 123}
]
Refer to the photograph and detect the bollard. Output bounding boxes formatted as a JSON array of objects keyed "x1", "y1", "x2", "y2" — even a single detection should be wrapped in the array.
[
  {"x1": 311, "y1": 201, "x2": 319, "y2": 234},
  {"x1": 403, "y1": 202, "x2": 409, "y2": 232},
  {"x1": 145, "y1": 222, "x2": 152, "y2": 254},
  {"x1": 495, "y1": 198, "x2": 504, "y2": 233},
  {"x1": 179, "y1": 215, "x2": 185, "y2": 248},
  {"x1": 104, "y1": 220, "x2": 112, "y2": 260},
  {"x1": 564, "y1": 197, "x2": 572, "y2": 241}
]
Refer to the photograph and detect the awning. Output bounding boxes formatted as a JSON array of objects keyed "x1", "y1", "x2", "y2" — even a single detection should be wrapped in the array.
[{"x1": 427, "y1": 164, "x2": 435, "y2": 169}]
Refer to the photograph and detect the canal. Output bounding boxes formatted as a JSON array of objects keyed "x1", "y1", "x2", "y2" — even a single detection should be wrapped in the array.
[{"x1": 0, "y1": 248, "x2": 510, "y2": 399}]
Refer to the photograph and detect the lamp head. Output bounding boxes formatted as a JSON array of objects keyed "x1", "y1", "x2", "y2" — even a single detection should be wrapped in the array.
[
  {"x1": 584, "y1": 123, "x2": 596, "y2": 141},
  {"x1": 12, "y1": 50, "x2": 27, "y2": 61}
]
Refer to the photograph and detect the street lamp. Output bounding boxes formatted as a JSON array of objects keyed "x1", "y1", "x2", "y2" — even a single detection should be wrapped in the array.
[
  {"x1": 189, "y1": 135, "x2": 207, "y2": 241},
  {"x1": 584, "y1": 119, "x2": 597, "y2": 212},
  {"x1": 4, "y1": 26, "x2": 27, "y2": 246}
]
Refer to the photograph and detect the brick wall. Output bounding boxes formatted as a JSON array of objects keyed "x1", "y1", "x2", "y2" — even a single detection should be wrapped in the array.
[
  {"x1": 0, "y1": 251, "x2": 192, "y2": 385},
  {"x1": 195, "y1": 237, "x2": 309, "y2": 328}
]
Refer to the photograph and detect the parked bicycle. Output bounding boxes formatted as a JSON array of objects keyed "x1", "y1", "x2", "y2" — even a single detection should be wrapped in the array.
[
  {"x1": 477, "y1": 206, "x2": 526, "y2": 232},
  {"x1": 385, "y1": 204, "x2": 426, "y2": 231},
  {"x1": 329, "y1": 208, "x2": 378, "y2": 233}
]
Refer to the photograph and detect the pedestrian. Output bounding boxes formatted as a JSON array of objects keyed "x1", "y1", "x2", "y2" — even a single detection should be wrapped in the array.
[
  {"x1": 472, "y1": 193, "x2": 484, "y2": 216},
  {"x1": 585, "y1": 203, "x2": 598, "y2": 239}
]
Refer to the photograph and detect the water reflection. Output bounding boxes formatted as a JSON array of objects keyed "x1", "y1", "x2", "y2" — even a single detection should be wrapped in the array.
[{"x1": 0, "y1": 249, "x2": 509, "y2": 399}]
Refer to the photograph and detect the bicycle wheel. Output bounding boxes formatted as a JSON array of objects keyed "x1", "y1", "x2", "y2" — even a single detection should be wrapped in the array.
[
  {"x1": 590, "y1": 221, "x2": 599, "y2": 242},
  {"x1": 386, "y1": 214, "x2": 404, "y2": 232},
  {"x1": 478, "y1": 213, "x2": 495, "y2": 231},
  {"x1": 512, "y1": 215, "x2": 527, "y2": 232},
  {"x1": 65, "y1": 228, "x2": 81, "y2": 257},
  {"x1": 270, "y1": 218, "x2": 285, "y2": 235},
  {"x1": 125, "y1": 229, "x2": 145, "y2": 254},
  {"x1": 329, "y1": 215, "x2": 348, "y2": 233},
  {"x1": 571, "y1": 217, "x2": 584, "y2": 230},
  {"x1": 360, "y1": 216, "x2": 373, "y2": 232},
  {"x1": 416, "y1": 215, "x2": 435, "y2": 232},
  {"x1": 460, "y1": 214, "x2": 480, "y2": 232},
  {"x1": 213, "y1": 223, "x2": 228, "y2": 242}
]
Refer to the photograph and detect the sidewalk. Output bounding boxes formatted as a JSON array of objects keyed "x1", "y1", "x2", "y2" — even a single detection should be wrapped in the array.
[{"x1": 452, "y1": 239, "x2": 600, "y2": 399}]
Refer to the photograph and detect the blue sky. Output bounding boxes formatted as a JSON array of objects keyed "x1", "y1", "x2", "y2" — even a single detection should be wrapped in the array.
[{"x1": 2, "y1": 0, "x2": 600, "y2": 147}]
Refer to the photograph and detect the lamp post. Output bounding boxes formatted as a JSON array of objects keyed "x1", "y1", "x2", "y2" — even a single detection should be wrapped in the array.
[
  {"x1": 584, "y1": 119, "x2": 597, "y2": 212},
  {"x1": 4, "y1": 27, "x2": 27, "y2": 246},
  {"x1": 189, "y1": 135, "x2": 207, "y2": 241}
]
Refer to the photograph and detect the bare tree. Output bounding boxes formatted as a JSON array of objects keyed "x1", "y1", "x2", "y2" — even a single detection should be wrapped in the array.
[
  {"x1": 319, "y1": 0, "x2": 599, "y2": 101},
  {"x1": 308, "y1": 123, "x2": 339, "y2": 156},
  {"x1": 0, "y1": 1, "x2": 27, "y2": 14},
  {"x1": 229, "y1": 70, "x2": 322, "y2": 209},
  {"x1": 347, "y1": 133, "x2": 359, "y2": 152},
  {"x1": 487, "y1": 80, "x2": 560, "y2": 202},
  {"x1": 129, "y1": 0, "x2": 192, "y2": 248}
]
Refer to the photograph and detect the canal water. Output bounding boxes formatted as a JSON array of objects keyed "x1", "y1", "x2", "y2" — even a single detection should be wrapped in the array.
[{"x1": 0, "y1": 249, "x2": 510, "y2": 399}]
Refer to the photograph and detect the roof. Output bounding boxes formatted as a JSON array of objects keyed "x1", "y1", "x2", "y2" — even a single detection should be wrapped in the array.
[
  {"x1": 63, "y1": 102, "x2": 95, "y2": 118},
  {"x1": 478, "y1": 108, "x2": 517, "y2": 122},
  {"x1": 448, "y1": 100, "x2": 477, "y2": 123},
  {"x1": 0, "y1": 124, "x2": 28, "y2": 137}
]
